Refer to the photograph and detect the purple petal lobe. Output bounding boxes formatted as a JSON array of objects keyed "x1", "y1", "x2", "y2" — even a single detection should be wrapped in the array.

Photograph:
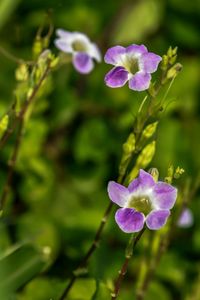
[
  {"x1": 72, "y1": 52, "x2": 94, "y2": 74},
  {"x1": 128, "y1": 169, "x2": 155, "y2": 193},
  {"x1": 129, "y1": 72, "x2": 151, "y2": 91},
  {"x1": 105, "y1": 66, "x2": 129, "y2": 88},
  {"x1": 177, "y1": 208, "x2": 193, "y2": 228},
  {"x1": 140, "y1": 52, "x2": 162, "y2": 73},
  {"x1": 108, "y1": 181, "x2": 129, "y2": 207},
  {"x1": 115, "y1": 208, "x2": 145, "y2": 233},
  {"x1": 146, "y1": 210, "x2": 170, "y2": 230},
  {"x1": 153, "y1": 182, "x2": 177, "y2": 210},
  {"x1": 126, "y1": 44, "x2": 148, "y2": 56},
  {"x1": 104, "y1": 46, "x2": 126, "y2": 65}
]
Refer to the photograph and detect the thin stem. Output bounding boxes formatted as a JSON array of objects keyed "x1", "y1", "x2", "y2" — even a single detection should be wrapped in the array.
[
  {"x1": 0, "y1": 60, "x2": 51, "y2": 150},
  {"x1": 111, "y1": 227, "x2": 146, "y2": 300},
  {"x1": 0, "y1": 45, "x2": 34, "y2": 65},
  {"x1": 138, "y1": 95, "x2": 148, "y2": 114},
  {"x1": 0, "y1": 119, "x2": 24, "y2": 211}
]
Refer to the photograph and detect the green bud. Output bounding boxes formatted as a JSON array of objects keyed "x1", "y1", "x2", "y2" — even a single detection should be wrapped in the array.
[
  {"x1": 32, "y1": 37, "x2": 43, "y2": 57},
  {"x1": 165, "y1": 164, "x2": 174, "y2": 184},
  {"x1": 167, "y1": 46, "x2": 173, "y2": 57},
  {"x1": 160, "y1": 54, "x2": 168, "y2": 71},
  {"x1": 128, "y1": 141, "x2": 156, "y2": 182},
  {"x1": 0, "y1": 115, "x2": 9, "y2": 138},
  {"x1": 169, "y1": 55, "x2": 177, "y2": 65},
  {"x1": 136, "y1": 141, "x2": 156, "y2": 168},
  {"x1": 149, "y1": 168, "x2": 159, "y2": 182},
  {"x1": 167, "y1": 63, "x2": 182, "y2": 79},
  {"x1": 122, "y1": 133, "x2": 136, "y2": 154},
  {"x1": 174, "y1": 166, "x2": 185, "y2": 179},
  {"x1": 172, "y1": 47, "x2": 178, "y2": 55},
  {"x1": 15, "y1": 64, "x2": 29, "y2": 81},
  {"x1": 142, "y1": 122, "x2": 158, "y2": 139}
]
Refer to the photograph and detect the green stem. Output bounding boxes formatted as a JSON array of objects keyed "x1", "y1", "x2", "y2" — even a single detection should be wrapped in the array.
[
  {"x1": 111, "y1": 228, "x2": 146, "y2": 300},
  {"x1": 0, "y1": 60, "x2": 51, "y2": 150}
]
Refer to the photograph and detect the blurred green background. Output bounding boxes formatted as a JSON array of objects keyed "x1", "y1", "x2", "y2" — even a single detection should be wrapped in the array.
[{"x1": 0, "y1": 0, "x2": 200, "y2": 299}]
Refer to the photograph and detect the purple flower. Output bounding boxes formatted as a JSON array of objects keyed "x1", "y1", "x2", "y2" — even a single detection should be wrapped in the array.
[
  {"x1": 104, "y1": 45, "x2": 162, "y2": 91},
  {"x1": 177, "y1": 208, "x2": 193, "y2": 228},
  {"x1": 54, "y1": 29, "x2": 101, "y2": 74},
  {"x1": 108, "y1": 169, "x2": 177, "y2": 233}
]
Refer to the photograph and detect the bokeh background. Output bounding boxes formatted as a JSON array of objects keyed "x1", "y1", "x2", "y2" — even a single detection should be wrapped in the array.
[{"x1": 0, "y1": 0, "x2": 200, "y2": 299}]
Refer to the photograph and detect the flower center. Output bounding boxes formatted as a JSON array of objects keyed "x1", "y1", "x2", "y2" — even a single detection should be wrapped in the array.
[
  {"x1": 123, "y1": 55, "x2": 139, "y2": 75},
  {"x1": 128, "y1": 195, "x2": 152, "y2": 215},
  {"x1": 72, "y1": 40, "x2": 87, "y2": 52}
]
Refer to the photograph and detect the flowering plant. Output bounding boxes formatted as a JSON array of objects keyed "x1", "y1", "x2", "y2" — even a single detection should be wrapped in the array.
[{"x1": 108, "y1": 169, "x2": 177, "y2": 232}]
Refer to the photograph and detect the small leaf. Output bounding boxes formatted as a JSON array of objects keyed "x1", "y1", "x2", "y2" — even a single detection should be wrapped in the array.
[{"x1": 0, "y1": 244, "x2": 47, "y2": 296}]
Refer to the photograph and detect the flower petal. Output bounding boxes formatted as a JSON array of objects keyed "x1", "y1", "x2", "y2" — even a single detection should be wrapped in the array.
[
  {"x1": 115, "y1": 208, "x2": 145, "y2": 233},
  {"x1": 105, "y1": 66, "x2": 129, "y2": 88},
  {"x1": 146, "y1": 210, "x2": 170, "y2": 230},
  {"x1": 126, "y1": 44, "x2": 148, "y2": 57},
  {"x1": 104, "y1": 46, "x2": 126, "y2": 65},
  {"x1": 177, "y1": 208, "x2": 193, "y2": 228},
  {"x1": 128, "y1": 169, "x2": 155, "y2": 193},
  {"x1": 56, "y1": 29, "x2": 73, "y2": 39},
  {"x1": 54, "y1": 39, "x2": 73, "y2": 53},
  {"x1": 107, "y1": 181, "x2": 129, "y2": 207},
  {"x1": 153, "y1": 182, "x2": 177, "y2": 210},
  {"x1": 140, "y1": 52, "x2": 162, "y2": 73},
  {"x1": 129, "y1": 72, "x2": 151, "y2": 91},
  {"x1": 89, "y1": 43, "x2": 101, "y2": 62},
  {"x1": 72, "y1": 52, "x2": 94, "y2": 74}
]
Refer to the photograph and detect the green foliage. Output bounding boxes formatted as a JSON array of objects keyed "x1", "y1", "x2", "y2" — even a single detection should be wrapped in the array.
[
  {"x1": 0, "y1": 244, "x2": 47, "y2": 297},
  {"x1": 0, "y1": 0, "x2": 199, "y2": 299}
]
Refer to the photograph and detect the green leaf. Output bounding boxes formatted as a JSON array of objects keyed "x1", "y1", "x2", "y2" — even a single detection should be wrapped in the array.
[
  {"x1": 67, "y1": 278, "x2": 96, "y2": 300},
  {"x1": 0, "y1": 244, "x2": 47, "y2": 296}
]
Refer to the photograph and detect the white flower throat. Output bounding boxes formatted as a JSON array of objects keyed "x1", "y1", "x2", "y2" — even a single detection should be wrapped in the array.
[
  {"x1": 72, "y1": 40, "x2": 88, "y2": 52},
  {"x1": 121, "y1": 55, "x2": 139, "y2": 75},
  {"x1": 128, "y1": 195, "x2": 152, "y2": 215}
]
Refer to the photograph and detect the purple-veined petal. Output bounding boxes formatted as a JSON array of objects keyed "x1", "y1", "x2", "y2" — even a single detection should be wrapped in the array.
[
  {"x1": 152, "y1": 182, "x2": 177, "y2": 210},
  {"x1": 177, "y1": 208, "x2": 193, "y2": 228},
  {"x1": 72, "y1": 52, "x2": 94, "y2": 74},
  {"x1": 128, "y1": 170, "x2": 155, "y2": 193},
  {"x1": 107, "y1": 181, "x2": 129, "y2": 207},
  {"x1": 140, "y1": 52, "x2": 162, "y2": 73},
  {"x1": 115, "y1": 208, "x2": 145, "y2": 233},
  {"x1": 105, "y1": 66, "x2": 129, "y2": 88},
  {"x1": 54, "y1": 39, "x2": 73, "y2": 53},
  {"x1": 129, "y1": 72, "x2": 151, "y2": 91},
  {"x1": 126, "y1": 44, "x2": 148, "y2": 57},
  {"x1": 146, "y1": 210, "x2": 170, "y2": 230},
  {"x1": 104, "y1": 46, "x2": 126, "y2": 65}
]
